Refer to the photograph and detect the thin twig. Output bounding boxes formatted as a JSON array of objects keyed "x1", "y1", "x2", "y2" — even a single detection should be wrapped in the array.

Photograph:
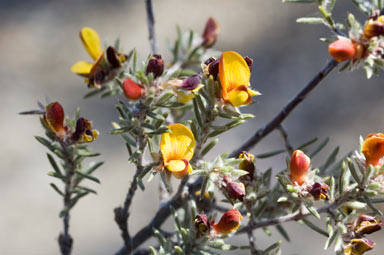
[
  {"x1": 237, "y1": 192, "x2": 352, "y2": 234},
  {"x1": 229, "y1": 59, "x2": 338, "y2": 158},
  {"x1": 145, "y1": 0, "x2": 158, "y2": 53},
  {"x1": 277, "y1": 124, "x2": 294, "y2": 155}
]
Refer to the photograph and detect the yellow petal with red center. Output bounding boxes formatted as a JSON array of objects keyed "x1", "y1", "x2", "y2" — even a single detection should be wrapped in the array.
[
  {"x1": 160, "y1": 124, "x2": 195, "y2": 164},
  {"x1": 219, "y1": 51, "x2": 250, "y2": 101},
  {"x1": 80, "y1": 27, "x2": 102, "y2": 61},
  {"x1": 228, "y1": 90, "x2": 249, "y2": 107},
  {"x1": 71, "y1": 61, "x2": 93, "y2": 75}
]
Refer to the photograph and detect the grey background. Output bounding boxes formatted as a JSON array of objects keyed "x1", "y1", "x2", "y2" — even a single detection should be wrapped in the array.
[{"x1": 1, "y1": 0, "x2": 384, "y2": 254}]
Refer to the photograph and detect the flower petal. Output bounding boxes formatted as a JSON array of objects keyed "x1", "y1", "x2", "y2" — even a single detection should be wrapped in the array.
[
  {"x1": 71, "y1": 61, "x2": 93, "y2": 75},
  {"x1": 166, "y1": 159, "x2": 187, "y2": 172},
  {"x1": 160, "y1": 124, "x2": 195, "y2": 163},
  {"x1": 228, "y1": 90, "x2": 249, "y2": 107},
  {"x1": 362, "y1": 133, "x2": 384, "y2": 166},
  {"x1": 80, "y1": 27, "x2": 102, "y2": 61},
  {"x1": 219, "y1": 51, "x2": 250, "y2": 101}
]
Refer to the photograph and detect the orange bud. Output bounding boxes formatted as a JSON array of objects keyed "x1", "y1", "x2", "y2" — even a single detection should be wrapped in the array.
[
  {"x1": 43, "y1": 102, "x2": 66, "y2": 138},
  {"x1": 328, "y1": 38, "x2": 356, "y2": 62},
  {"x1": 123, "y1": 78, "x2": 143, "y2": 100},
  {"x1": 202, "y1": 17, "x2": 219, "y2": 48},
  {"x1": 213, "y1": 209, "x2": 242, "y2": 235},
  {"x1": 361, "y1": 133, "x2": 384, "y2": 166},
  {"x1": 289, "y1": 150, "x2": 310, "y2": 185}
]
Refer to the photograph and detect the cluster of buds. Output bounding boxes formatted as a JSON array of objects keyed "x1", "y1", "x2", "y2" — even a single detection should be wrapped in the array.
[
  {"x1": 42, "y1": 102, "x2": 98, "y2": 144},
  {"x1": 289, "y1": 150, "x2": 329, "y2": 200},
  {"x1": 344, "y1": 215, "x2": 382, "y2": 255},
  {"x1": 194, "y1": 209, "x2": 242, "y2": 238}
]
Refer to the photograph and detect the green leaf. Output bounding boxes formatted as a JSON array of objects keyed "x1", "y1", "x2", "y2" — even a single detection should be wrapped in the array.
[
  {"x1": 263, "y1": 240, "x2": 282, "y2": 254},
  {"x1": 192, "y1": 98, "x2": 203, "y2": 128},
  {"x1": 338, "y1": 161, "x2": 347, "y2": 195},
  {"x1": 283, "y1": 0, "x2": 315, "y2": 2},
  {"x1": 320, "y1": 146, "x2": 339, "y2": 172},
  {"x1": 275, "y1": 225, "x2": 290, "y2": 242},
  {"x1": 255, "y1": 149, "x2": 285, "y2": 159},
  {"x1": 297, "y1": 17, "x2": 324, "y2": 24},
  {"x1": 46, "y1": 153, "x2": 62, "y2": 176},
  {"x1": 85, "y1": 162, "x2": 104, "y2": 175},
  {"x1": 318, "y1": 6, "x2": 335, "y2": 27},
  {"x1": 35, "y1": 136, "x2": 55, "y2": 151},
  {"x1": 77, "y1": 150, "x2": 100, "y2": 157},
  {"x1": 201, "y1": 138, "x2": 219, "y2": 157},
  {"x1": 297, "y1": 137, "x2": 318, "y2": 150},
  {"x1": 310, "y1": 137, "x2": 329, "y2": 157},
  {"x1": 305, "y1": 204, "x2": 321, "y2": 219},
  {"x1": 111, "y1": 126, "x2": 132, "y2": 135},
  {"x1": 50, "y1": 183, "x2": 64, "y2": 196},
  {"x1": 324, "y1": 229, "x2": 339, "y2": 249},
  {"x1": 75, "y1": 170, "x2": 100, "y2": 184},
  {"x1": 347, "y1": 158, "x2": 361, "y2": 184},
  {"x1": 300, "y1": 218, "x2": 329, "y2": 237}
]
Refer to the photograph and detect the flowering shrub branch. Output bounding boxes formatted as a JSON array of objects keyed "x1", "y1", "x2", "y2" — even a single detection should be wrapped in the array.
[{"x1": 21, "y1": 1, "x2": 384, "y2": 255}]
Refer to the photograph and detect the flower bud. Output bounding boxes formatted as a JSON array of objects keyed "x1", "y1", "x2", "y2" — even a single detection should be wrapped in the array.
[
  {"x1": 354, "y1": 214, "x2": 382, "y2": 235},
  {"x1": 123, "y1": 78, "x2": 144, "y2": 100},
  {"x1": 244, "y1": 56, "x2": 253, "y2": 72},
  {"x1": 71, "y1": 117, "x2": 99, "y2": 143},
  {"x1": 213, "y1": 209, "x2": 242, "y2": 235},
  {"x1": 43, "y1": 102, "x2": 66, "y2": 138},
  {"x1": 224, "y1": 177, "x2": 245, "y2": 202},
  {"x1": 328, "y1": 38, "x2": 356, "y2": 62},
  {"x1": 353, "y1": 43, "x2": 365, "y2": 60},
  {"x1": 181, "y1": 74, "x2": 202, "y2": 90},
  {"x1": 308, "y1": 182, "x2": 329, "y2": 200},
  {"x1": 194, "y1": 214, "x2": 210, "y2": 236},
  {"x1": 361, "y1": 133, "x2": 384, "y2": 166},
  {"x1": 146, "y1": 54, "x2": 164, "y2": 78},
  {"x1": 201, "y1": 17, "x2": 219, "y2": 48},
  {"x1": 204, "y1": 57, "x2": 219, "y2": 79},
  {"x1": 345, "y1": 238, "x2": 375, "y2": 255},
  {"x1": 238, "y1": 151, "x2": 255, "y2": 182},
  {"x1": 289, "y1": 150, "x2": 310, "y2": 185}
]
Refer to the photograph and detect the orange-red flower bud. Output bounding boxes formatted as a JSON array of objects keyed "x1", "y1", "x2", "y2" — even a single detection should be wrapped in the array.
[
  {"x1": 43, "y1": 102, "x2": 66, "y2": 138},
  {"x1": 361, "y1": 133, "x2": 384, "y2": 166},
  {"x1": 354, "y1": 214, "x2": 382, "y2": 235},
  {"x1": 213, "y1": 209, "x2": 242, "y2": 235},
  {"x1": 202, "y1": 17, "x2": 219, "y2": 48},
  {"x1": 123, "y1": 78, "x2": 143, "y2": 100},
  {"x1": 328, "y1": 38, "x2": 356, "y2": 62},
  {"x1": 146, "y1": 54, "x2": 164, "y2": 78},
  {"x1": 289, "y1": 150, "x2": 310, "y2": 185}
]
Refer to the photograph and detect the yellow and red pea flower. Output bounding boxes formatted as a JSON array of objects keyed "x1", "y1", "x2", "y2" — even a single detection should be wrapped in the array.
[
  {"x1": 308, "y1": 182, "x2": 329, "y2": 200},
  {"x1": 238, "y1": 151, "x2": 255, "y2": 182},
  {"x1": 71, "y1": 117, "x2": 99, "y2": 143},
  {"x1": 344, "y1": 238, "x2": 375, "y2": 255},
  {"x1": 363, "y1": 14, "x2": 384, "y2": 39},
  {"x1": 71, "y1": 27, "x2": 127, "y2": 89},
  {"x1": 289, "y1": 150, "x2": 311, "y2": 186},
  {"x1": 354, "y1": 214, "x2": 382, "y2": 235},
  {"x1": 361, "y1": 133, "x2": 384, "y2": 166},
  {"x1": 160, "y1": 124, "x2": 195, "y2": 179},
  {"x1": 43, "y1": 102, "x2": 67, "y2": 139},
  {"x1": 218, "y1": 51, "x2": 260, "y2": 107},
  {"x1": 162, "y1": 75, "x2": 204, "y2": 103},
  {"x1": 213, "y1": 209, "x2": 242, "y2": 235},
  {"x1": 194, "y1": 214, "x2": 211, "y2": 237}
]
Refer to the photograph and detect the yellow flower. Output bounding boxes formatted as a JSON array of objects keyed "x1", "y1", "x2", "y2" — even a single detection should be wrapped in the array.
[
  {"x1": 219, "y1": 51, "x2": 260, "y2": 107},
  {"x1": 71, "y1": 27, "x2": 126, "y2": 88},
  {"x1": 160, "y1": 124, "x2": 195, "y2": 179}
]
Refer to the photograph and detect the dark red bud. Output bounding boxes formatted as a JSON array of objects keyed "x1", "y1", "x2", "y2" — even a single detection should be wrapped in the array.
[
  {"x1": 244, "y1": 56, "x2": 253, "y2": 72},
  {"x1": 202, "y1": 17, "x2": 219, "y2": 48},
  {"x1": 146, "y1": 54, "x2": 164, "y2": 78},
  {"x1": 224, "y1": 177, "x2": 245, "y2": 202},
  {"x1": 308, "y1": 182, "x2": 329, "y2": 200},
  {"x1": 106, "y1": 46, "x2": 121, "y2": 68},
  {"x1": 207, "y1": 58, "x2": 219, "y2": 79}
]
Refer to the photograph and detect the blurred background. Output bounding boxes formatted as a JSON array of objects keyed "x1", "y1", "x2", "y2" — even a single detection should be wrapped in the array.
[{"x1": 2, "y1": 0, "x2": 384, "y2": 254}]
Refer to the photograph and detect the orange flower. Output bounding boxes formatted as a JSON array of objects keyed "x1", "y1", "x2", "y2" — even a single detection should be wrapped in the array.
[
  {"x1": 219, "y1": 51, "x2": 260, "y2": 107},
  {"x1": 160, "y1": 124, "x2": 195, "y2": 179},
  {"x1": 289, "y1": 150, "x2": 310, "y2": 185},
  {"x1": 361, "y1": 133, "x2": 384, "y2": 166},
  {"x1": 213, "y1": 209, "x2": 242, "y2": 235},
  {"x1": 43, "y1": 102, "x2": 66, "y2": 138},
  {"x1": 328, "y1": 38, "x2": 356, "y2": 62},
  {"x1": 123, "y1": 78, "x2": 144, "y2": 100}
]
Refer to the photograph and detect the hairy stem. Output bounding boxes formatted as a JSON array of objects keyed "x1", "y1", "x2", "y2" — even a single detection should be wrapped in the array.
[{"x1": 229, "y1": 59, "x2": 338, "y2": 158}]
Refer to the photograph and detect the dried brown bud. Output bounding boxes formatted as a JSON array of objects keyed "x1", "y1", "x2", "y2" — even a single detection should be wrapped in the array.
[
  {"x1": 181, "y1": 74, "x2": 202, "y2": 90},
  {"x1": 224, "y1": 177, "x2": 246, "y2": 202},
  {"x1": 308, "y1": 182, "x2": 329, "y2": 200},
  {"x1": 146, "y1": 54, "x2": 164, "y2": 78},
  {"x1": 206, "y1": 57, "x2": 219, "y2": 79},
  {"x1": 194, "y1": 214, "x2": 210, "y2": 236},
  {"x1": 244, "y1": 56, "x2": 253, "y2": 72},
  {"x1": 344, "y1": 238, "x2": 375, "y2": 255},
  {"x1": 202, "y1": 17, "x2": 219, "y2": 48}
]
